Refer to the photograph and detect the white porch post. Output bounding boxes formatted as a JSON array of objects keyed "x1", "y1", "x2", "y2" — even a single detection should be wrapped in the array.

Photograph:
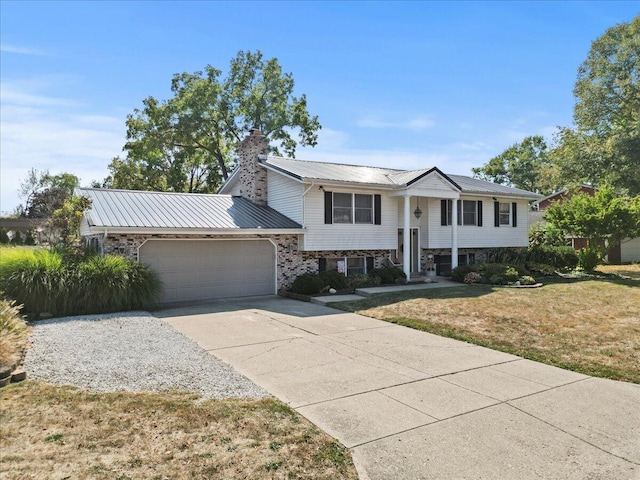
[
  {"x1": 451, "y1": 197, "x2": 459, "y2": 269},
  {"x1": 403, "y1": 195, "x2": 411, "y2": 279}
]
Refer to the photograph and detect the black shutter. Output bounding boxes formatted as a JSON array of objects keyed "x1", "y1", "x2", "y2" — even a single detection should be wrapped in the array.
[
  {"x1": 366, "y1": 256, "x2": 374, "y2": 273},
  {"x1": 319, "y1": 258, "x2": 327, "y2": 272},
  {"x1": 512, "y1": 202, "x2": 518, "y2": 227},
  {"x1": 457, "y1": 200, "x2": 462, "y2": 226},
  {"x1": 477, "y1": 201, "x2": 483, "y2": 227},
  {"x1": 441, "y1": 200, "x2": 447, "y2": 226},
  {"x1": 494, "y1": 201, "x2": 500, "y2": 227},
  {"x1": 374, "y1": 194, "x2": 381, "y2": 225},
  {"x1": 324, "y1": 191, "x2": 332, "y2": 224}
]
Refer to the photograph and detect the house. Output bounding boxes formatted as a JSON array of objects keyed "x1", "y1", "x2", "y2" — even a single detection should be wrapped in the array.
[
  {"x1": 79, "y1": 130, "x2": 541, "y2": 303},
  {"x1": 531, "y1": 186, "x2": 640, "y2": 264}
]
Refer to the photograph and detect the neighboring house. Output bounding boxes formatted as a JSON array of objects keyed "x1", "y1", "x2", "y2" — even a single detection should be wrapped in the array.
[
  {"x1": 531, "y1": 186, "x2": 640, "y2": 264},
  {"x1": 79, "y1": 130, "x2": 541, "y2": 303}
]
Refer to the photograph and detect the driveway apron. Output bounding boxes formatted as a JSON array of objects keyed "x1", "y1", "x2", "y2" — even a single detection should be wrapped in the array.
[{"x1": 157, "y1": 296, "x2": 640, "y2": 480}]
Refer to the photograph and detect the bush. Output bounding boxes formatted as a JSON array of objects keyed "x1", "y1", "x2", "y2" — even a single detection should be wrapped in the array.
[
  {"x1": 290, "y1": 273, "x2": 325, "y2": 295},
  {"x1": 319, "y1": 270, "x2": 348, "y2": 290},
  {"x1": 368, "y1": 267, "x2": 406, "y2": 285},
  {"x1": 485, "y1": 248, "x2": 527, "y2": 266},
  {"x1": 451, "y1": 264, "x2": 479, "y2": 283},
  {"x1": 0, "y1": 298, "x2": 28, "y2": 370},
  {"x1": 577, "y1": 247, "x2": 601, "y2": 271},
  {"x1": 0, "y1": 247, "x2": 161, "y2": 318},
  {"x1": 519, "y1": 275, "x2": 537, "y2": 285},
  {"x1": 527, "y1": 245, "x2": 578, "y2": 269},
  {"x1": 346, "y1": 273, "x2": 374, "y2": 290},
  {"x1": 479, "y1": 263, "x2": 523, "y2": 284},
  {"x1": 526, "y1": 262, "x2": 556, "y2": 276},
  {"x1": 464, "y1": 272, "x2": 482, "y2": 284}
]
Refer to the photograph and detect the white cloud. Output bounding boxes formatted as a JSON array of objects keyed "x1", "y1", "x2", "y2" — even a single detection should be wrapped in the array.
[
  {"x1": 356, "y1": 115, "x2": 435, "y2": 130},
  {"x1": 0, "y1": 43, "x2": 46, "y2": 56},
  {"x1": 0, "y1": 79, "x2": 125, "y2": 215}
]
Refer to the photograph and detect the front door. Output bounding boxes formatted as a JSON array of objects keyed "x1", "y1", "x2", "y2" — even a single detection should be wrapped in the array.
[{"x1": 397, "y1": 228, "x2": 420, "y2": 274}]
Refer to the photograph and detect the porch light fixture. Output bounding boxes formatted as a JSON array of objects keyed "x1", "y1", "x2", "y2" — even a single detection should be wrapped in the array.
[{"x1": 414, "y1": 198, "x2": 422, "y2": 219}]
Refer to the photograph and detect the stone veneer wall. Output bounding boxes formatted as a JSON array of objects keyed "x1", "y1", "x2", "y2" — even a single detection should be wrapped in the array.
[
  {"x1": 96, "y1": 233, "x2": 393, "y2": 291},
  {"x1": 236, "y1": 131, "x2": 269, "y2": 205}
]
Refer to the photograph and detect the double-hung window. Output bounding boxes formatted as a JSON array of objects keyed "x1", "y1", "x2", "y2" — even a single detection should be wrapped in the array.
[
  {"x1": 441, "y1": 199, "x2": 482, "y2": 226},
  {"x1": 462, "y1": 200, "x2": 477, "y2": 226},
  {"x1": 499, "y1": 203, "x2": 511, "y2": 225},
  {"x1": 354, "y1": 194, "x2": 373, "y2": 224},
  {"x1": 333, "y1": 193, "x2": 353, "y2": 223}
]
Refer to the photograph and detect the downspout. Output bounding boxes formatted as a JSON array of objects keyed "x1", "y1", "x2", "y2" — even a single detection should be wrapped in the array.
[
  {"x1": 300, "y1": 181, "x2": 315, "y2": 253},
  {"x1": 102, "y1": 229, "x2": 107, "y2": 256}
]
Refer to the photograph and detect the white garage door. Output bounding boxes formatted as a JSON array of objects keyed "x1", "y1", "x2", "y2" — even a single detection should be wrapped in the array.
[{"x1": 139, "y1": 239, "x2": 276, "y2": 303}]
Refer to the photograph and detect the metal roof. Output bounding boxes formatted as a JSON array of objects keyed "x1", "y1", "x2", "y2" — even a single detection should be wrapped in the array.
[
  {"x1": 78, "y1": 188, "x2": 303, "y2": 230},
  {"x1": 262, "y1": 157, "x2": 541, "y2": 199}
]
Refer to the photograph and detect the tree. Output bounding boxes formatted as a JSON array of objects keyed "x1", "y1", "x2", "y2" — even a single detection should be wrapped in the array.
[
  {"x1": 50, "y1": 195, "x2": 93, "y2": 248},
  {"x1": 19, "y1": 169, "x2": 80, "y2": 218},
  {"x1": 107, "y1": 50, "x2": 321, "y2": 193},
  {"x1": 553, "y1": 16, "x2": 640, "y2": 194},
  {"x1": 472, "y1": 136, "x2": 557, "y2": 194},
  {"x1": 543, "y1": 185, "x2": 640, "y2": 268}
]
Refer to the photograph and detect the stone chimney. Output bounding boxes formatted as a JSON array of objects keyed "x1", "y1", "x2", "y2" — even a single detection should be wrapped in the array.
[{"x1": 237, "y1": 129, "x2": 269, "y2": 205}]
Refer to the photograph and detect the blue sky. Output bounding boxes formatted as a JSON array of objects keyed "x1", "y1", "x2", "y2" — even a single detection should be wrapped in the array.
[{"x1": 1, "y1": 1, "x2": 638, "y2": 214}]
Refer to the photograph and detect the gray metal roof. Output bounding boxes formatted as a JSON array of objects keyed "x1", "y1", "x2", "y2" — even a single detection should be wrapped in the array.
[
  {"x1": 262, "y1": 157, "x2": 540, "y2": 199},
  {"x1": 78, "y1": 188, "x2": 302, "y2": 230}
]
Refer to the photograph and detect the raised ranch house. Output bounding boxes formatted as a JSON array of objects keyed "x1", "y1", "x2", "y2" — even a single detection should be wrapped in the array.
[{"x1": 79, "y1": 130, "x2": 541, "y2": 303}]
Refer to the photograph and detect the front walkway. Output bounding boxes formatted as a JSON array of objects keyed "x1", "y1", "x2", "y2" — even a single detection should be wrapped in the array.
[{"x1": 157, "y1": 296, "x2": 639, "y2": 480}]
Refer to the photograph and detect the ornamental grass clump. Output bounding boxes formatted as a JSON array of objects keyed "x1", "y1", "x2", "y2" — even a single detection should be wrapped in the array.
[{"x1": 0, "y1": 298, "x2": 28, "y2": 371}]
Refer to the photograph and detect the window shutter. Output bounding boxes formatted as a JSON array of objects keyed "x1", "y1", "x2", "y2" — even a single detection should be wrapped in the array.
[
  {"x1": 324, "y1": 191, "x2": 332, "y2": 224},
  {"x1": 319, "y1": 258, "x2": 327, "y2": 272},
  {"x1": 441, "y1": 200, "x2": 447, "y2": 226},
  {"x1": 494, "y1": 201, "x2": 500, "y2": 227},
  {"x1": 366, "y1": 256, "x2": 374, "y2": 273},
  {"x1": 374, "y1": 194, "x2": 381, "y2": 225},
  {"x1": 456, "y1": 200, "x2": 462, "y2": 226},
  {"x1": 477, "y1": 201, "x2": 483, "y2": 227},
  {"x1": 512, "y1": 202, "x2": 518, "y2": 227}
]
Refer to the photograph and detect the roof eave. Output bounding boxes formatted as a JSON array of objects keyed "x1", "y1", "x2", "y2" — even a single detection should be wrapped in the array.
[{"x1": 83, "y1": 226, "x2": 307, "y2": 236}]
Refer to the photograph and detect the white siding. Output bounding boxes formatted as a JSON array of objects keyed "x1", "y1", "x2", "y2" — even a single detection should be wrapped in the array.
[
  {"x1": 411, "y1": 174, "x2": 460, "y2": 197},
  {"x1": 426, "y1": 196, "x2": 530, "y2": 249},
  {"x1": 267, "y1": 171, "x2": 303, "y2": 224},
  {"x1": 302, "y1": 187, "x2": 398, "y2": 251},
  {"x1": 226, "y1": 183, "x2": 241, "y2": 195},
  {"x1": 621, "y1": 237, "x2": 640, "y2": 262}
]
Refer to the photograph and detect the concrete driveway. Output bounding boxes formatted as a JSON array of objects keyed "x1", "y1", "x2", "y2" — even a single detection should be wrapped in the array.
[{"x1": 157, "y1": 296, "x2": 640, "y2": 480}]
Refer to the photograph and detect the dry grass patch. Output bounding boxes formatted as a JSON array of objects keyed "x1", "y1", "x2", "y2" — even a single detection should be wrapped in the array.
[
  {"x1": 596, "y1": 263, "x2": 640, "y2": 280},
  {"x1": 0, "y1": 381, "x2": 358, "y2": 480},
  {"x1": 335, "y1": 277, "x2": 640, "y2": 383}
]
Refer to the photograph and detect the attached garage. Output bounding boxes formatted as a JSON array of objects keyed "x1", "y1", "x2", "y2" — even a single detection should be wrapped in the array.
[
  {"x1": 78, "y1": 188, "x2": 304, "y2": 303},
  {"x1": 140, "y1": 239, "x2": 276, "y2": 303}
]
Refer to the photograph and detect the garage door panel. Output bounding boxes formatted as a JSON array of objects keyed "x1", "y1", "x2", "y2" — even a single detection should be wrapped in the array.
[{"x1": 139, "y1": 240, "x2": 275, "y2": 303}]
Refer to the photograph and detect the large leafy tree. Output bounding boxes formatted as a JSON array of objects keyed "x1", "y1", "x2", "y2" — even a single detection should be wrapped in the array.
[
  {"x1": 472, "y1": 135, "x2": 557, "y2": 194},
  {"x1": 553, "y1": 16, "x2": 640, "y2": 194},
  {"x1": 107, "y1": 50, "x2": 321, "y2": 193},
  {"x1": 544, "y1": 185, "x2": 640, "y2": 267},
  {"x1": 19, "y1": 169, "x2": 80, "y2": 218}
]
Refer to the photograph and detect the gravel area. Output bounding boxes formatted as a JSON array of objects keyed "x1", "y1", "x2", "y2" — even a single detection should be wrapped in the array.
[{"x1": 23, "y1": 312, "x2": 270, "y2": 400}]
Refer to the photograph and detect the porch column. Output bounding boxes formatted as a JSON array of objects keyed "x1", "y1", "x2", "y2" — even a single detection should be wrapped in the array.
[
  {"x1": 451, "y1": 197, "x2": 458, "y2": 269},
  {"x1": 403, "y1": 195, "x2": 411, "y2": 278}
]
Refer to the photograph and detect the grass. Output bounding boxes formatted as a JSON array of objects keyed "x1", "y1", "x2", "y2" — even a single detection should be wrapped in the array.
[
  {"x1": 333, "y1": 264, "x2": 640, "y2": 384},
  {"x1": 0, "y1": 381, "x2": 358, "y2": 480}
]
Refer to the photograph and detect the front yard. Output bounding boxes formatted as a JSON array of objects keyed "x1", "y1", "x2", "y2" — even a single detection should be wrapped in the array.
[
  {"x1": 1, "y1": 382, "x2": 357, "y2": 480},
  {"x1": 334, "y1": 265, "x2": 640, "y2": 384}
]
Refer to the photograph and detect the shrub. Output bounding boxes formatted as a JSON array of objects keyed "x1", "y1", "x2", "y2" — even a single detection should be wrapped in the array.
[
  {"x1": 519, "y1": 275, "x2": 537, "y2": 285},
  {"x1": 345, "y1": 273, "x2": 373, "y2": 290},
  {"x1": 527, "y1": 245, "x2": 578, "y2": 269},
  {"x1": 290, "y1": 273, "x2": 325, "y2": 295},
  {"x1": 464, "y1": 272, "x2": 482, "y2": 284},
  {"x1": 368, "y1": 267, "x2": 406, "y2": 285},
  {"x1": 0, "y1": 298, "x2": 28, "y2": 370},
  {"x1": 451, "y1": 264, "x2": 479, "y2": 283},
  {"x1": 577, "y1": 247, "x2": 601, "y2": 271},
  {"x1": 479, "y1": 263, "x2": 523, "y2": 284},
  {"x1": 0, "y1": 248, "x2": 161, "y2": 318},
  {"x1": 485, "y1": 248, "x2": 527, "y2": 266},
  {"x1": 526, "y1": 262, "x2": 556, "y2": 276},
  {"x1": 318, "y1": 270, "x2": 348, "y2": 290}
]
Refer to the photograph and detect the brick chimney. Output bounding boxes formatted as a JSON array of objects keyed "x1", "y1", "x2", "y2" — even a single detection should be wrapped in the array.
[{"x1": 236, "y1": 129, "x2": 268, "y2": 205}]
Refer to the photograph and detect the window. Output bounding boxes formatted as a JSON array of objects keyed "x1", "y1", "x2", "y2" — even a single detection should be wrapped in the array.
[
  {"x1": 333, "y1": 193, "x2": 352, "y2": 223},
  {"x1": 333, "y1": 193, "x2": 373, "y2": 224},
  {"x1": 354, "y1": 194, "x2": 373, "y2": 224},
  {"x1": 324, "y1": 257, "x2": 368, "y2": 276},
  {"x1": 462, "y1": 200, "x2": 477, "y2": 226},
  {"x1": 441, "y1": 199, "x2": 482, "y2": 226},
  {"x1": 347, "y1": 257, "x2": 366, "y2": 274},
  {"x1": 499, "y1": 203, "x2": 511, "y2": 225}
]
